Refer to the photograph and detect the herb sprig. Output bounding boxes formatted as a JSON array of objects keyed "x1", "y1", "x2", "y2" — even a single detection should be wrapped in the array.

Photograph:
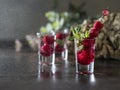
[{"x1": 69, "y1": 24, "x2": 89, "y2": 42}]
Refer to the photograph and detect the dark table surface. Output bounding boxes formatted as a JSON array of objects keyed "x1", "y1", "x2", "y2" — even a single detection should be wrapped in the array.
[{"x1": 0, "y1": 49, "x2": 120, "y2": 90}]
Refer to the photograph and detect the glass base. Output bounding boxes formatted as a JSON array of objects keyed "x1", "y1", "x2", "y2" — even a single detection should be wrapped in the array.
[
  {"x1": 38, "y1": 52, "x2": 55, "y2": 66},
  {"x1": 55, "y1": 49, "x2": 68, "y2": 62},
  {"x1": 76, "y1": 62, "x2": 94, "y2": 74}
]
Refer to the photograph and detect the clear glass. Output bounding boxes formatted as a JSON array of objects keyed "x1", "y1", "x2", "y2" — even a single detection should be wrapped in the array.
[
  {"x1": 36, "y1": 32, "x2": 55, "y2": 66},
  {"x1": 55, "y1": 29, "x2": 69, "y2": 62},
  {"x1": 74, "y1": 38, "x2": 95, "y2": 74}
]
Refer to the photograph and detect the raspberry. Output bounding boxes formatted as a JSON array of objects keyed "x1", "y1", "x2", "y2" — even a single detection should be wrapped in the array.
[
  {"x1": 82, "y1": 38, "x2": 95, "y2": 48},
  {"x1": 55, "y1": 44, "x2": 65, "y2": 52},
  {"x1": 102, "y1": 9, "x2": 110, "y2": 16},
  {"x1": 93, "y1": 21, "x2": 104, "y2": 30},
  {"x1": 40, "y1": 44, "x2": 53, "y2": 57},
  {"x1": 42, "y1": 35, "x2": 54, "y2": 44},
  {"x1": 89, "y1": 28, "x2": 99, "y2": 38},
  {"x1": 56, "y1": 33, "x2": 67, "y2": 40},
  {"x1": 77, "y1": 49, "x2": 94, "y2": 65}
]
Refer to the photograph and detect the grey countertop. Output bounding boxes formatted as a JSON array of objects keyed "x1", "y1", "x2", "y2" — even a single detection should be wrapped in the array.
[{"x1": 0, "y1": 49, "x2": 120, "y2": 90}]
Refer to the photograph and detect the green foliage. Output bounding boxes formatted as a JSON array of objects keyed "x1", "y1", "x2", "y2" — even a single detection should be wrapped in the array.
[
  {"x1": 70, "y1": 24, "x2": 89, "y2": 41},
  {"x1": 40, "y1": 11, "x2": 71, "y2": 33},
  {"x1": 39, "y1": 1, "x2": 87, "y2": 34},
  {"x1": 55, "y1": 39, "x2": 64, "y2": 45}
]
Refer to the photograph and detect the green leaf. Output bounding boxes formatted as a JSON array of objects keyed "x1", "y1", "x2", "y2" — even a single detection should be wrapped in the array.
[
  {"x1": 69, "y1": 36, "x2": 74, "y2": 41},
  {"x1": 85, "y1": 30, "x2": 89, "y2": 38},
  {"x1": 72, "y1": 30, "x2": 80, "y2": 39},
  {"x1": 55, "y1": 39, "x2": 64, "y2": 45},
  {"x1": 45, "y1": 11, "x2": 59, "y2": 22},
  {"x1": 46, "y1": 23, "x2": 53, "y2": 31},
  {"x1": 40, "y1": 26, "x2": 48, "y2": 33},
  {"x1": 52, "y1": 21, "x2": 60, "y2": 31}
]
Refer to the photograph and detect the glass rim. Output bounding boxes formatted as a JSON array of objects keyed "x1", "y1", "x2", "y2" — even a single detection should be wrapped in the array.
[
  {"x1": 36, "y1": 31, "x2": 55, "y2": 36},
  {"x1": 74, "y1": 38, "x2": 95, "y2": 40}
]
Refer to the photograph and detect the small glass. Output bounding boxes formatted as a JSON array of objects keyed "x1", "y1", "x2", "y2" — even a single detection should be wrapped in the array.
[
  {"x1": 36, "y1": 32, "x2": 55, "y2": 66},
  {"x1": 74, "y1": 38, "x2": 95, "y2": 74},
  {"x1": 55, "y1": 29, "x2": 69, "y2": 61}
]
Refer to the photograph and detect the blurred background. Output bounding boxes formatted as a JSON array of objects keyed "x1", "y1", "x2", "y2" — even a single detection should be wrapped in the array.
[
  {"x1": 0, "y1": 0, "x2": 120, "y2": 40},
  {"x1": 0, "y1": 0, "x2": 120, "y2": 60}
]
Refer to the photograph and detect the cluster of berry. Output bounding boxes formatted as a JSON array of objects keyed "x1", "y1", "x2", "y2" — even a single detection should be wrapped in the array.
[
  {"x1": 77, "y1": 9, "x2": 110, "y2": 65},
  {"x1": 77, "y1": 21, "x2": 103, "y2": 65},
  {"x1": 55, "y1": 32, "x2": 68, "y2": 52},
  {"x1": 40, "y1": 32, "x2": 68, "y2": 57},
  {"x1": 40, "y1": 35, "x2": 54, "y2": 57}
]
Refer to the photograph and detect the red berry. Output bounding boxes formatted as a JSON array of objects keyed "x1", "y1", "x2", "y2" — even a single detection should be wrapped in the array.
[
  {"x1": 83, "y1": 48, "x2": 95, "y2": 55},
  {"x1": 102, "y1": 9, "x2": 110, "y2": 16},
  {"x1": 42, "y1": 35, "x2": 54, "y2": 44},
  {"x1": 89, "y1": 28, "x2": 99, "y2": 38},
  {"x1": 56, "y1": 33, "x2": 67, "y2": 40},
  {"x1": 55, "y1": 44, "x2": 65, "y2": 52},
  {"x1": 40, "y1": 44, "x2": 53, "y2": 57},
  {"x1": 82, "y1": 38, "x2": 95, "y2": 48},
  {"x1": 93, "y1": 21, "x2": 104, "y2": 30},
  {"x1": 77, "y1": 49, "x2": 94, "y2": 65},
  {"x1": 77, "y1": 50, "x2": 82, "y2": 60}
]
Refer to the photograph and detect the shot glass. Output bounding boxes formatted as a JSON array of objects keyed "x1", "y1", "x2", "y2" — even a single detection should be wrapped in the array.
[
  {"x1": 36, "y1": 32, "x2": 55, "y2": 66},
  {"x1": 55, "y1": 29, "x2": 69, "y2": 61},
  {"x1": 74, "y1": 38, "x2": 95, "y2": 74}
]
